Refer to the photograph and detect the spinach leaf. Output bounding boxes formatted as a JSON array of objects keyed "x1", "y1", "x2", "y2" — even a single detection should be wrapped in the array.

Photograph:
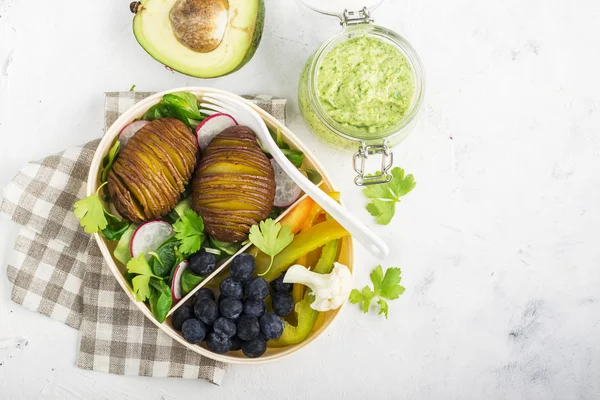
[
  {"x1": 149, "y1": 278, "x2": 172, "y2": 323},
  {"x1": 102, "y1": 214, "x2": 130, "y2": 241},
  {"x1": 149, "y1": 238, "x2": 179, "y2": 278},
  {"x1": 181, "y1": 270, "x2": 204, "y2": 295},
  {"x1": 125, "y1": 272, "x2": 136, "y2": 286},
  {"x1": 281, "y1": 148, "x2": 304, "y2": 168},
  {"x1": 162, "y1": 92, "x2": 203, "y2": 120},
  {"x1": 143, "y1": 103, "x2": 192, "y2": 128},
  {"x1": 300, "y1": 168, "x2": 323, "y2": 185},
  {"x1": 268, "y1": 206, "x2": 284, "y2": 220},
  {"x1": 267, "y1": 127, "x2": 305, "y2": 167}
]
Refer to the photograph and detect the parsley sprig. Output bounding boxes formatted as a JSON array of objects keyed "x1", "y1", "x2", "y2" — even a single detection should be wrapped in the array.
[
  {"x1": 349, "y1": 265, "x2": 405, "y2": 318},
  {"x1": 173, "y1": 209, "x2": 205, "y2": 256},
  {"x1": 249, "y1": 219, "x2": 294, "y2": 276},
  {"x1": 363, "y1": 167, "x2": 416, "y2": 225}
]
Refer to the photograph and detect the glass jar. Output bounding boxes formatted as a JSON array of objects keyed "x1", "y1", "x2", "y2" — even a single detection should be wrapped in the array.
[{"x1": 298, "y1": 5, "x2": 425, "y2": 185}]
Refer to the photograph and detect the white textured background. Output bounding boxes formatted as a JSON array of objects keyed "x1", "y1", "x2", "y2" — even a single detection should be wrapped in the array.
[{"x1": 1, "y1": 0, "x2": 599, "y2": 399}]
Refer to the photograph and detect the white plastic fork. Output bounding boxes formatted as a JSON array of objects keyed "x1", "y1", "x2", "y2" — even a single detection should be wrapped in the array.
[{"x1": 199, "y1": 93, "x2": 389, "y2": 259}]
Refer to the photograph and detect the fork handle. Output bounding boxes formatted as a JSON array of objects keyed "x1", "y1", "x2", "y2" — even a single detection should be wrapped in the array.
[{"x1": 267, "y1": 143, "x2": 390, "y2": 259}]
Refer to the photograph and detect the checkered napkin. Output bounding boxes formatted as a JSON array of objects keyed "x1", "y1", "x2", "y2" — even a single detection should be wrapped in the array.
[{"x1": 0, "y1": 91, "x2": 287, "y2": 385}]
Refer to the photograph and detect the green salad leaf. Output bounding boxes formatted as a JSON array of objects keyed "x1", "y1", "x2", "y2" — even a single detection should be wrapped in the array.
[
  {"x1": 267, "y1": 127, "x2": 305, "y2": 167},
  {"x1": 127, "y1": 253, "x2": 173, "y2": 322},
  {"x1": 363, "y1": 167, "x2": 416, "y2": 225},
  {"x1": 143, "y1": 92, "x2": 206, "y2": 129},
  {"x1": 114, "y1": 225, "x2": 136, "y2": 265},
  {"x1": 162, "y1": 92, "x2": 203, "y2": 120},
  {"x1": 149, "y1": 278, "x2": 172, "y2": 323},
  {"x1": 181, "y1": 269, "x2": 204, "y2": 295},
  {"x1": 102, "y1": 214, "x2": 130, "y2": 241},
  {"x1": 173, "y1": 209, "x2": 205, "y2": 256},
  {"x1": 280, "y1": 148, "x2": 304, "y2": 168},
  {"x1": 349, "y1": 265, "x2": 405, "y2": 319},
  {"x1": 208, "y1": 235, "x2": 240, "y2": 257},
  {"x1": 143, "y1": 103, "x2": 192, "y2": 128},
  {"x1": 101, "y1": 140, "x2": 120, "y2": 183},
  {"x1": 149, "y1": 238, "x2": 180, "y2": 278},
  {"x1": 300, "y1": 168, "x2": 322, "y2": 185}
]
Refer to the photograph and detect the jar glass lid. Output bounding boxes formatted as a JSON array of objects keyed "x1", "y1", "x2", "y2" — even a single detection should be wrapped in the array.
[{"x1": 298, "y1": 0, "x2": 384, "y2": 17}]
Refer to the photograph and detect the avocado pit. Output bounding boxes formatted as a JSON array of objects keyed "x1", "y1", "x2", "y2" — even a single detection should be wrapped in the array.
[{"x1": 169, "y1": 0, "x2": 229, "y2": 53}]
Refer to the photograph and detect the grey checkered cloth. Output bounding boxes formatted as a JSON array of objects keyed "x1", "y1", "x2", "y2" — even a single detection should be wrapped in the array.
[{"x1": 0, "y1": 91, "x2": 287, "y2": 385}]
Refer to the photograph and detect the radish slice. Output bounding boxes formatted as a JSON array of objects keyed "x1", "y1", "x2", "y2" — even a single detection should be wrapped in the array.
[
  {"x1": 119, "y1": 120, "x2": 150, "y2": 147},
  {"x1": 195, "y1": 113, "x2": 237, "y2": 149},
  {"x1": 130, "y1": 221, "x2": 175, "y2": 258},
  {"x1": 271, "y1": 159, "x2": 302, "y2": 207},
  {"x1": 171, "y1": 260, "x2": 188, "y2": 302}
]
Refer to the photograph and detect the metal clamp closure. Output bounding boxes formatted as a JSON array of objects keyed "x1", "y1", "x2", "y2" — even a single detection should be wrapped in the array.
[
  {"x1": 340, "y1": 7, "x2": 374, "y2": 27},
  {"x1": 353, "y1": 143, "x2": 394, "y2": 186}
]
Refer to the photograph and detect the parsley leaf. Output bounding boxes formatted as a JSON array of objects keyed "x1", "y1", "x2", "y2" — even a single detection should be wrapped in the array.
[
  {"x1": 348, "y1": 265, "x2": 405, "y2": 319},
  {"x1": 74, "y1": 181, "x2": 129, "y2": 239},
  {"x1": 362, "y1": 167, "x2": 416, "y2": 225},
  {"x1": 377, "y1": 298, "x2": 389, "y2": 318},
  {"x1": 74, "y1": 192, "x2": 108, "y2": 234},
  {"x1": 249, "y1": 219, "x2": 294, "y2": 276},
  {"x1": 173, "y1": 209, "x2": 205, "y2": 256},
  {"x1": 132, "y1": 275, "x2": 152, "y2": 302},
  {"x1": 126, "y1": 254, "x2": 157, "y2": 301}
]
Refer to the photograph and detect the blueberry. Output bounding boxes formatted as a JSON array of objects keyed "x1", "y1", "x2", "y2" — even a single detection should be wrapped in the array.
[
  {"x1": 207, "y1": 332, "x2": 232, "y2": 354},
  {"x1": 220, "y1": 277, "x2": 244, "y2": 300},
  {"x1": 271, "y1": 273, "x2": 293, "y2": 293},
  {"x1": 219, "y1": 297, "x2": 243, "y2": 319},
  {"x1": 213, "y1": 317, "x2": 236, "y2": 338},
  {"x1": 189, "y1": 251, "x2": 217, "y2": 276},
  {"x1": 194, "y1": 298, "x2": 219, "y2": 325},
  {"x1": 230, "y1": 335, "x2": 243, "y2": 351},
  {"x1": 236, "y1": 315, "x2": 260, "y2": 340},
  {"x1": 272, "y1": 292, "x2": 294, "y2": 317},
  {"x1": 172, "y1": 305, "x2": 195, "y2": 331},
  {"x1": 243, "y1": 300, "x2": 266, "y2": 318},
  {"x1": 245, "y1": 277, "x2": 269, "y2": 300},
  {"x1": 230, "y1": 253, "x2": 255, "y2": 281},
  {"x1": 242, "y1": 337, "x2": 267, "y2": 358},
  {"x1": 259, "y1": 312, "x2": 284, "y2": 340},
  {"x1": 195, "y1": 287, "x2": 215, "y2": 301},
  {"x1": 181, "y1": 319, "x2": 206, "y2": 344}
]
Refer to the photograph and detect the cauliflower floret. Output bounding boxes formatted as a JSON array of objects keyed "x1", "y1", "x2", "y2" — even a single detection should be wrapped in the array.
[{"x1": 283, "y1": 263, "x2": 353, "y2": 311}]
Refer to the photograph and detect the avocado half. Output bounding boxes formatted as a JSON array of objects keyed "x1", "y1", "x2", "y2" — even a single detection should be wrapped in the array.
[{"x1": 130, "y1": 0, "x2": 264, "y2": 78}]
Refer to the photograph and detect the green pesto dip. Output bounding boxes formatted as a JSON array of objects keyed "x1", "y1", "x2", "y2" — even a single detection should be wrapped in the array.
[{"x1": 317, "y1": 36, "x2": 415, "y2": 135}]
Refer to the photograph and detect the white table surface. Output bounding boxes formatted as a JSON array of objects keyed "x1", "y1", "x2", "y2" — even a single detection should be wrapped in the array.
[{"x1": 1, "y1": 0, "x2": 599, "y2": 399}]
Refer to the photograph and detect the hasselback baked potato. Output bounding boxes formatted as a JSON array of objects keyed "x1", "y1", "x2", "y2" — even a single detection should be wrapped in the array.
[
  {"x1": 107, "y1": 118, "x2": 198, "y2": 223},
  {"x1": 192, "y1": 126, "x2": 275, "y2": 242}
]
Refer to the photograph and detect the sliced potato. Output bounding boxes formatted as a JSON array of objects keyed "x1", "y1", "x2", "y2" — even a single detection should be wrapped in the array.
[{"x1": 107, "y1": 118, "x2": 197, "y2": 223}]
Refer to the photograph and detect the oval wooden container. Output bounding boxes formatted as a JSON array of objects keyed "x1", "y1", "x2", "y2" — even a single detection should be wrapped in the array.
[{"x1": 87, "y1": 87, "x2": 353, "y2": 364}]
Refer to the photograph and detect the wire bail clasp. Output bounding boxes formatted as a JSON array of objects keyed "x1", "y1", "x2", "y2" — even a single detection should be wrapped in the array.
[
  {"x1": 340, "y1": 7, "x2": 374, "y2": 27},
  {"x1": 353, "y1": 142, "x2": 394, "y2": 186}
]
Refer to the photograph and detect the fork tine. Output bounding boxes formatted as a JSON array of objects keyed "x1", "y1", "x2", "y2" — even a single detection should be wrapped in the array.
[
  {"x1": 202, "y1": 96, "x2": 231, "y2": 112},
  {"x1": 198, "y1": 102, "x2": 226, "y2": 114},
  {"x1": 198, "y1": 108, "x2": 218, "y2": 116}
]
